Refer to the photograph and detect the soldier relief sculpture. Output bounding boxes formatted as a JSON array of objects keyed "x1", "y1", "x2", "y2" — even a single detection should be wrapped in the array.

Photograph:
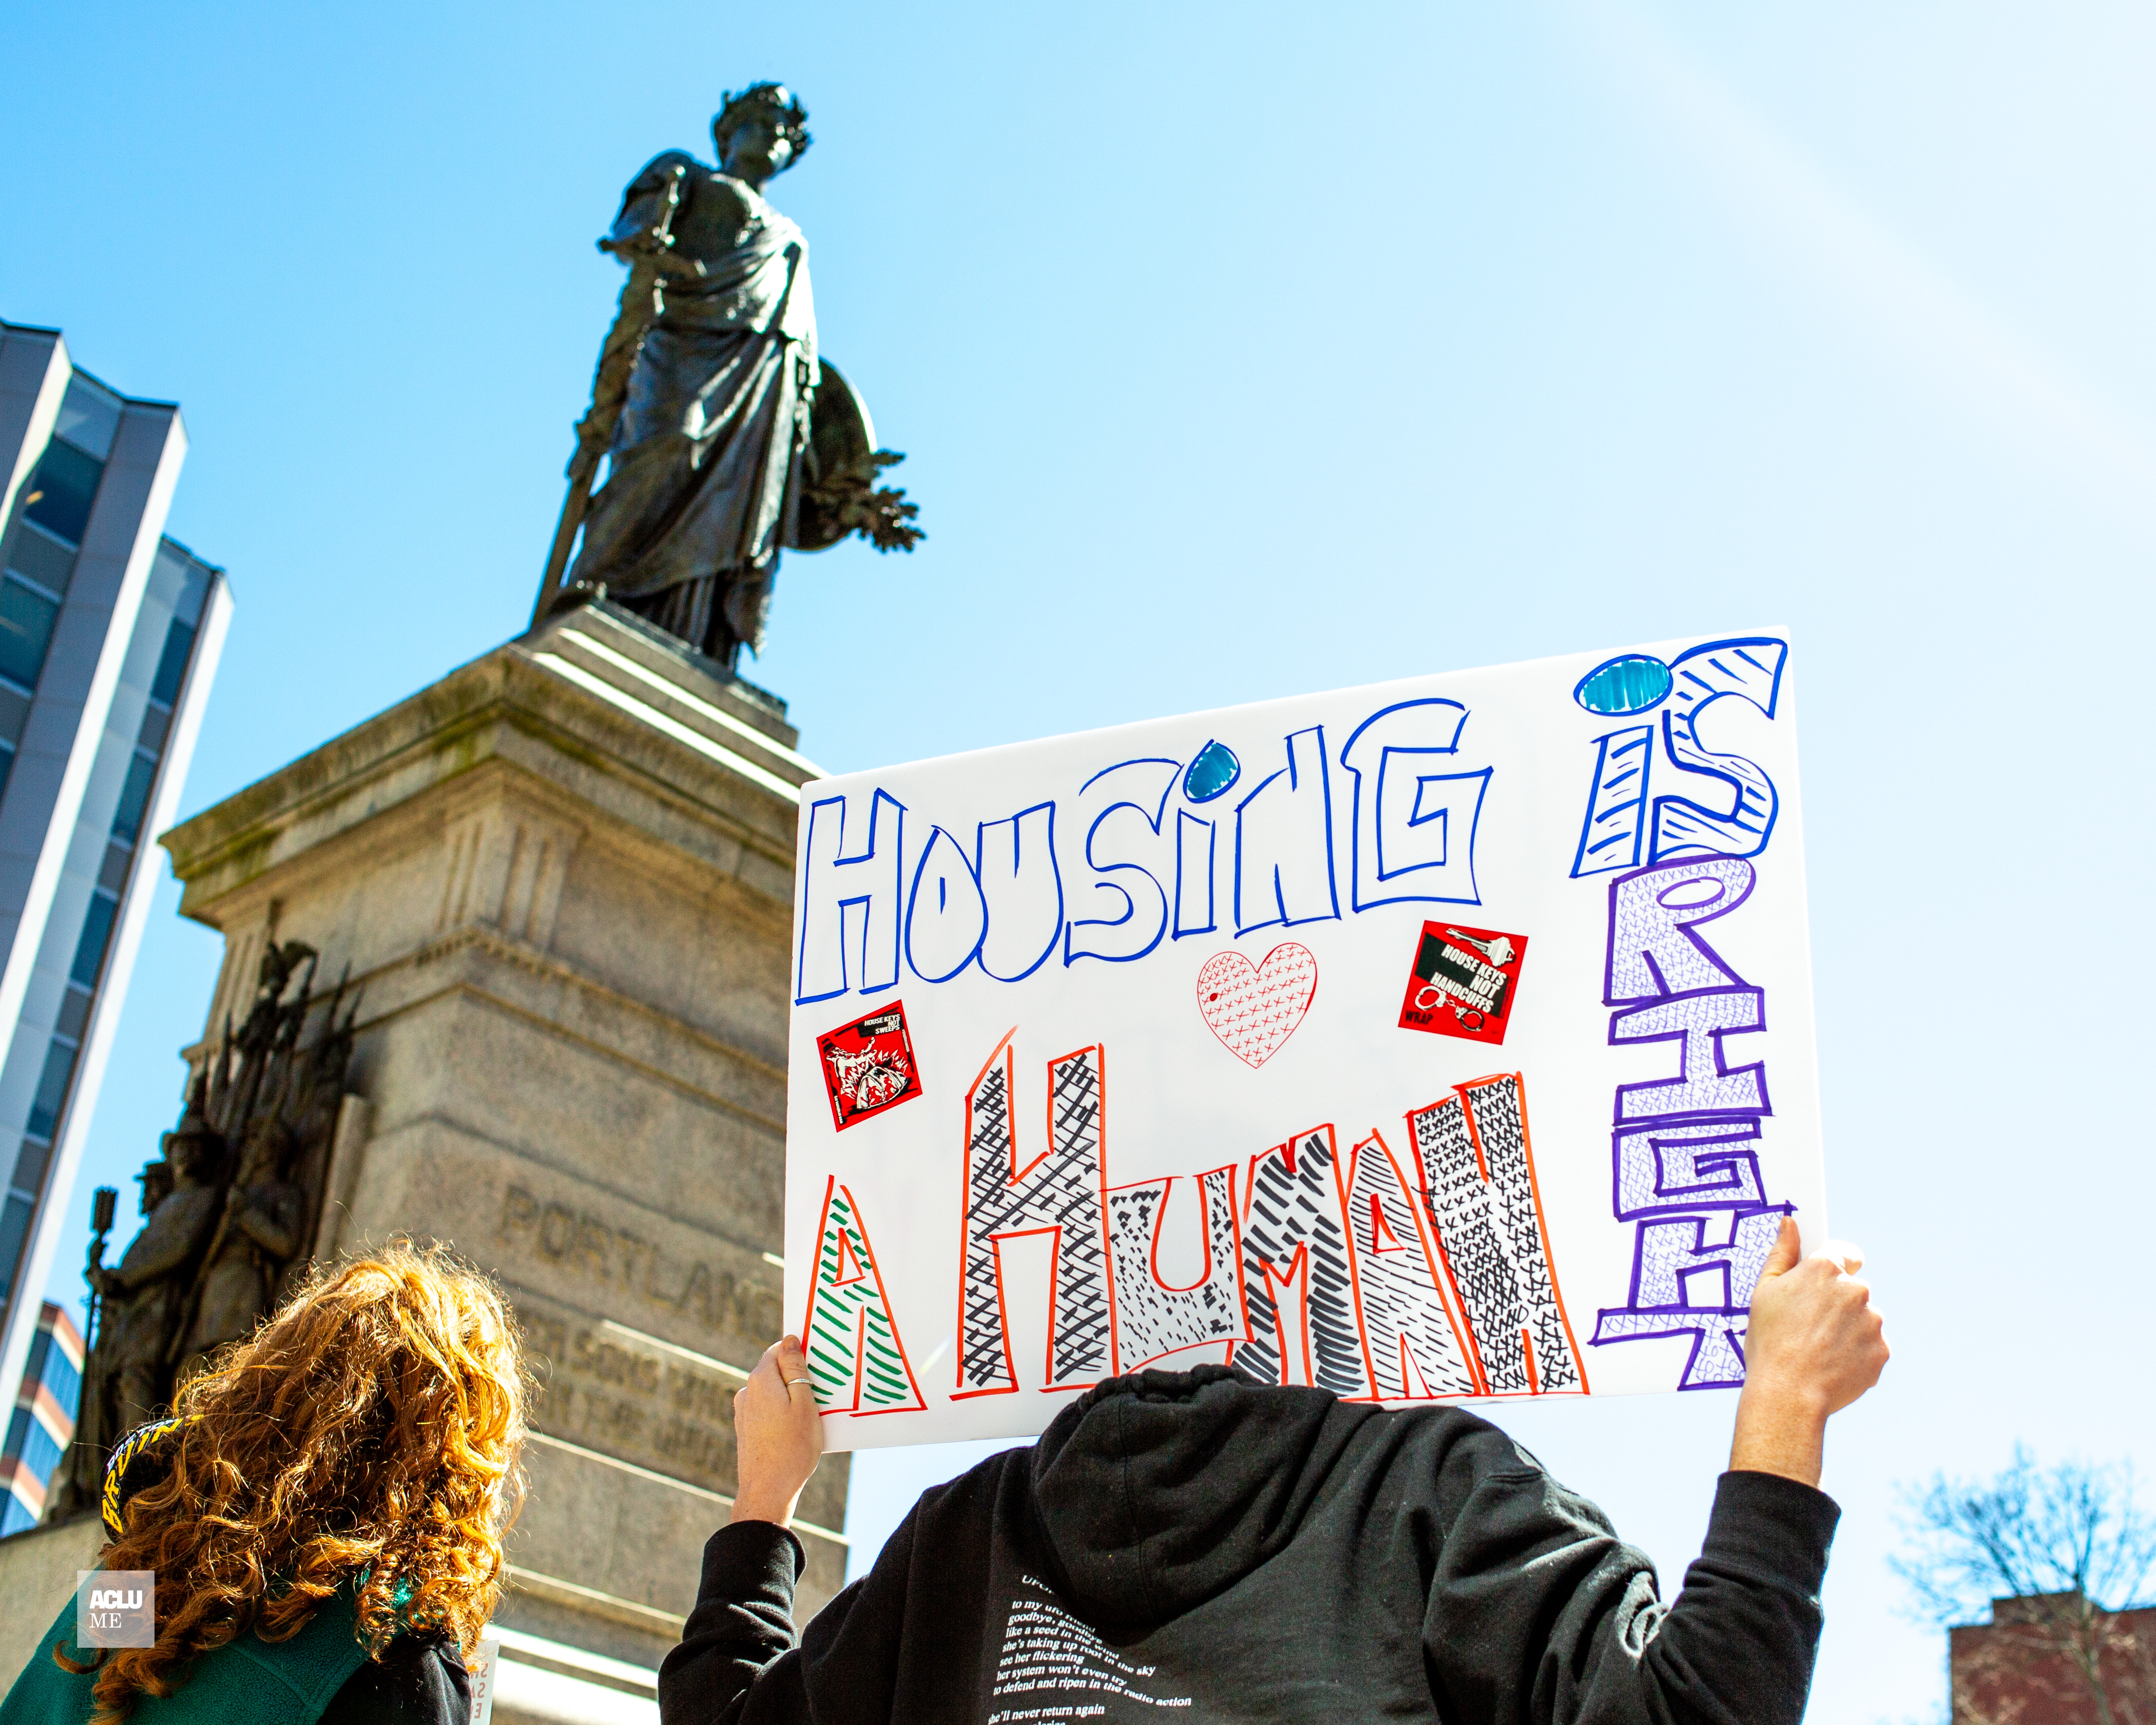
[
  {"x1": 535, "y1": 82, "x2": 921, "y2": 669},
  {"x1": 53, "y1": 943, "x2": 356, "y2": 1516}
]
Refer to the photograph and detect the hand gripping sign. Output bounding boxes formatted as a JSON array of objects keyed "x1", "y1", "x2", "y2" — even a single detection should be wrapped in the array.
[{"x1": 784, "y1": 633, "x2": 1824, "y2": 1450}]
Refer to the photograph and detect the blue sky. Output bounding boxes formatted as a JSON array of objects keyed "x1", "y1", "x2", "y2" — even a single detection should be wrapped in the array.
[{"x1": 9, "y1": 4, "x2": 2156, "y2": 1718}]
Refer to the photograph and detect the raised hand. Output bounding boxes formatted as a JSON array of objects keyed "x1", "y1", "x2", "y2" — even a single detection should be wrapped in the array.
[
  {"x1": 1730, "y1": 1218, "x2": 1890, "y2": 1487},
  {"x1": 729, "y1": 1335, "x2": 825, "y2": 1529}
]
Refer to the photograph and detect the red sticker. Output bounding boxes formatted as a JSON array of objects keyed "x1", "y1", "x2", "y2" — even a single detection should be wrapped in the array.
[
  {"x1": 817, "y1": 1002, "x2": 923, "y2": 1132},
  {"x1": 1397, "y1": 923, "x2": 1529, "y2": 1046}
]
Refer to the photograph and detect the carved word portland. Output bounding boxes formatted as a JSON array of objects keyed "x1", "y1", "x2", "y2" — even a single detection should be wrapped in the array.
[
  {"x1": 800, "y1": 1031, "x2": 1588, "y2": 1414},
  {"x1": 497, "y1": 1185, "x2": 780, "y2": 1345}
]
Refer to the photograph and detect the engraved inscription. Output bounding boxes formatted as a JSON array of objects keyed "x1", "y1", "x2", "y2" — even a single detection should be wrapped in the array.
[
  {"x1": 517, "y1": 1301, "x2": 744, "y2": 1493},
  {"x1": 495, "y1": 1183, "x2": 782, "y2": 1345}
]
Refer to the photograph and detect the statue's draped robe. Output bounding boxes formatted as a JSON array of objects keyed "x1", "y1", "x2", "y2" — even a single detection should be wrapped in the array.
[{"x1": 569, "y1": 151, "x2": 818, "y2": 661}]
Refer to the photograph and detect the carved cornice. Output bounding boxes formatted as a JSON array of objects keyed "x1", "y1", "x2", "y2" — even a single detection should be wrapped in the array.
[{"x1": 161, "y1": 609, "x2": 816, "y2": 925}]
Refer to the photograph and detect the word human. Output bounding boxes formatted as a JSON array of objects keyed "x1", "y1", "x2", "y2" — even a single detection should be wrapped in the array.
[
  {"x1": 1588, "y1": 857, "x2": 1792, "y2": 1387},
  {"x1": 799, "y1": 1031, "x2": 1586, "y2": 1411},
  {"x1": 795, "y1": 698, "x2": 1498, "y2": 1004}
]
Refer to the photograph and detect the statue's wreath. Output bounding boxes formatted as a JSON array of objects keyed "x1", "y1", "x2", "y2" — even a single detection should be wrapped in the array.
[{"x1": 802, "y1": 450, "x2": 923, "y2": 554}]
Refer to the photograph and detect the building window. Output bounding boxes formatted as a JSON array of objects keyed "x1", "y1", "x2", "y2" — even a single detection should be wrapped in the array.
[
  {"x1": 0, "y1": 684, "x2": 30, "y2": 803},
  {"x1": 21, "y1": 441, "x2": 102, "y2": 549},
  {"x1": 54, "y1": 378, "x2": 122, "y2": 460},
  {"x1": 25, "y1": 1040, "x2": 77, "y2": 1142},
  {"x1": 109, "y1": 754, "x2": 156, "y2": 845},
  {"x1": 8, "y1": 1136, "x2": 46, "y2": 1196},
  {"x1": 0, "y1": 685, "x2": 30, "y2": 749},
  {"x1": 150, "y1": 620, "x2": 195, "y2": 707},
  {"x1": 136, "y1": 702, "x2": 169, "y2": 752},
  {"x1": 96, "y1": 841, "x2": 129, "y2": 895},
  {"x1": 69, "y1": 891, "x2": 116, "y2": 990},
  {"x1": 55, "y1": 985, "x2": 91, "y2": 1041},
  {"x1": 0, "y1": 1194, "x2": 30, "y2": 1306},
  {"x1": 38, "y1": 1341, "x2": 79, "y2": 1422},
  {"x1": 0, "y1": 579, "x2": 60, "y2": 692},
  {"x1": 6, "y1": 523, "x2": 75, "y2": 597},
  {"x1": 6, "y1": 1409, "x2": 61, "y2": 1481}
]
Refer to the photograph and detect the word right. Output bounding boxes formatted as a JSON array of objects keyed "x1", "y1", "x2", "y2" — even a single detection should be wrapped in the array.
[{"x1": 1588, "y1": 856, "x2": 1792, "y2": 1388}]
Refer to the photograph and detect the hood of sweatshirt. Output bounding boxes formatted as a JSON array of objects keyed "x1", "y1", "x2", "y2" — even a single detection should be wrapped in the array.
[{"x1": 1027, "y1": 1365, "x2": 1378, "y2": 1634}]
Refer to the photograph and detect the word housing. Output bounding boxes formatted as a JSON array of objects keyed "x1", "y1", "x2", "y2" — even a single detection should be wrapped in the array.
[{"x1": 794, "y1": 697, "x2": 1496, "y2": 1005}]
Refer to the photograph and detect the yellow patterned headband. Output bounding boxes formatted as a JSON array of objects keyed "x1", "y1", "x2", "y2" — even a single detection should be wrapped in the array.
[{"x1": 100, "y1": 1416, "x2": 194, "y2": 1538}]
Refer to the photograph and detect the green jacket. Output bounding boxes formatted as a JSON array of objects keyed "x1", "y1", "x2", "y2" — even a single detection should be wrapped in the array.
[{"x1": 0, "y1": 1583, "x2": 378, "y2": 1725}]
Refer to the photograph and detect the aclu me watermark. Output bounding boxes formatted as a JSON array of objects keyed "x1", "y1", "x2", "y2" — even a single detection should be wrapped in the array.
[{"x1": 76, "y1": 1572, "x2": 155, "y2": 1648}]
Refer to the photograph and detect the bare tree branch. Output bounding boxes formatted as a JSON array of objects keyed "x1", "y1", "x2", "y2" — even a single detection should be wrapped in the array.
[{"x1": 1896, "y1": 1448, "x2": 2156, "y2": 1725}]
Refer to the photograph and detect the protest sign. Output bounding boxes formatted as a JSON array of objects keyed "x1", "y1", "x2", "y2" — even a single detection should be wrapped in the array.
[{"x1": 782, "y1": 631, "x2": 1821, "y2": 1450}]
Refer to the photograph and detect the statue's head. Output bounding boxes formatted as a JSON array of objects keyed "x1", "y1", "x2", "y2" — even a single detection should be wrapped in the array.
[
  {"x1": 712, "y1": 82, "x2": 811, "y2": 185},
  {"x1": 136, "y1": 1158, "x2": 174, "y2": 1216},
  {"x1": 163, "y1": 1121, "x2": 224, "y2": 1187},
  {"x1": 239, "y1": 1117, "x2": 298, "y2": 1183},
  {"x1": 160, "y1": 1077, "x2": 227, "y2": 1186}
]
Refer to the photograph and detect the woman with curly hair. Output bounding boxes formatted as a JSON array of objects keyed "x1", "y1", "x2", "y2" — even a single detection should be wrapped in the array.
[{"x1": 2, "y1": 1245, "x2": 529, "y2": 1725}]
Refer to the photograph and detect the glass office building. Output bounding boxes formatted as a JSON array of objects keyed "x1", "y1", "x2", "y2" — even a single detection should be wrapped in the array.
[
  {"x1": 0, "y1": 320, "x2": 231, "y2": 1439},
  {"x1": 0, "y1": 1301, "x2": 81, "y2": 1535}
]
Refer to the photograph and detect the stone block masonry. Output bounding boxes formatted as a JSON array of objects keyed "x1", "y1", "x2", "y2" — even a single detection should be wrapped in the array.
[{"x1": 157, "y1": 600, "x2": 847, "y2": 1669}]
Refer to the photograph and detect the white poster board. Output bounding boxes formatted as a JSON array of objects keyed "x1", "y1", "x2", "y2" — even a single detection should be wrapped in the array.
[
  {"x1": 782, "y1": 631, "x2": 1820, "y2": 1451},
  {"x1": 467, "y1": 1632, "x2": 501, "y2": 1725}
]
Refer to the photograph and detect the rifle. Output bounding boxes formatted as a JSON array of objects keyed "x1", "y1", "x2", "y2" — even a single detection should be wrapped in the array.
[
  {"x1": 533, "y1": 162, "x2": 703, "y2": 624},
  {"x1": 165, "y1": 957, "x2": 317, "y2": 1370},
  {"x1": 84, "y1": 1185, "x2": 117, "y2": 1347},
  {"x1": 74, "y1": 1186, "x2": 118, "y2": 1469}
]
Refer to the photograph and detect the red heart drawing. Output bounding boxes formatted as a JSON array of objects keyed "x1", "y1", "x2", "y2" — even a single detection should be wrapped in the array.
[{"x1": 1195, "y1": 944, "x2": 1319, "y2": 1068}]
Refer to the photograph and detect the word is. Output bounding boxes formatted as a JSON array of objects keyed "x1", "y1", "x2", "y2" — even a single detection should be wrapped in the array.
[{"x1": 1570, "y1": 637, "x2": 1787, "y2": 879}]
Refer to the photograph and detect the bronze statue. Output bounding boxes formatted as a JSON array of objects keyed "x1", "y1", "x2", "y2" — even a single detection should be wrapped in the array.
[
  {"x1": 171, "y1": 1117, "x2": 305, "y2": 1384},
  {"x1": 234, "y1": 940, "x2": 315, "y2": 1067},
  {"x1": 534, "y1": 81, "x2": 921, "y2": 670},
  {"x1": 86, "y1": 1100, "x2": 226, "y2": 1434},
  {"x1": 52, "y1": 952, "x2": 359, "y2": 1518}
]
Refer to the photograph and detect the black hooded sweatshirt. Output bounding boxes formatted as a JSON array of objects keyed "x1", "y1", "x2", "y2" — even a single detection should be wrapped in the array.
[{"x1": 659, "y1": 1367, "x2": 1839, "y2": 1724}]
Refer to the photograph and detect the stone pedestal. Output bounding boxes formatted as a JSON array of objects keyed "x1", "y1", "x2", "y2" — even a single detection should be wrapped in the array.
[
  {"x1": 158, "y1": 601, "x2": 843, "y2": 1683},
  {"x1": 0, "y1": 1517, "x2": 102, "y2": 1690}
]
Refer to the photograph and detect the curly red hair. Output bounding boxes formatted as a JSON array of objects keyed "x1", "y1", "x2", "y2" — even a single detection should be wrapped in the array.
[{"x1": 62, "y1": 1244, "x2": 529, "y2": 1722}]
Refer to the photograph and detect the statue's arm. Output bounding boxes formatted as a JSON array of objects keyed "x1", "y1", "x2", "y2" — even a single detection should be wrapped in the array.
[
  {"x1": 98, "y1": 1221, "x2": 195, "y2": 1292},
  {"x1": 233, "y1": 1188, "x2": 304, "y2": 1261},
  {"x1": 606, "y1": 150, "x2": 706, "y2": 252}
]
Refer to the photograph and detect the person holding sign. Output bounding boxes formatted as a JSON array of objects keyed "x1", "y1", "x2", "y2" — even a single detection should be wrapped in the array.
[{"x1": 659, "y1": 1218, "x2": 1885, "y2": 1725}]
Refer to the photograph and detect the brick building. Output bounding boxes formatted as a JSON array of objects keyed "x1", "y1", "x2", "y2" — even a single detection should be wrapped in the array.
[{"x1": 1952, "y1": 1592, "x2": 2156, "y2": 1723}]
